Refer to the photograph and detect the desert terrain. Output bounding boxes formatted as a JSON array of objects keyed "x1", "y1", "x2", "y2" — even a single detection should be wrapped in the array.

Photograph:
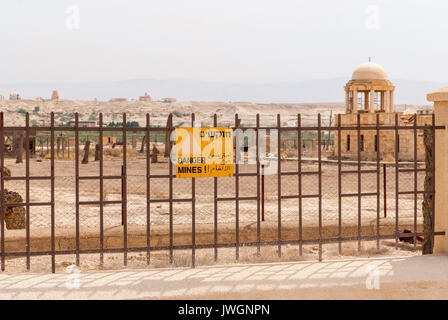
[
  {"x1": 0, "y1": 99, "x2": 432, "y2": 272},
  {"x1": 0, "y1": 99, "x2": 430, "y2": 127}
]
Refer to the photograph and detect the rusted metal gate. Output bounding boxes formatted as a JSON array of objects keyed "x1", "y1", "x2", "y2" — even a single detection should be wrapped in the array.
[{"x1": 0, "y1": 112, "x2": 445, "y2": 273}]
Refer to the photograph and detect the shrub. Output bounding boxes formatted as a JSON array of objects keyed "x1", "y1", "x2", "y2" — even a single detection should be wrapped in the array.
[
  {"x1": 107, "y1": 121, "x2": 140, "y2": 128},
  {"x1": 17, "y1": 108, "x2": 27, "y2": 114}
]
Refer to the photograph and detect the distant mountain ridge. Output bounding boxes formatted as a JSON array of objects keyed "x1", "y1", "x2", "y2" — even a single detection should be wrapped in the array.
[{"x1": 0, "y1": 77, "x2": 444, "y2": 105}]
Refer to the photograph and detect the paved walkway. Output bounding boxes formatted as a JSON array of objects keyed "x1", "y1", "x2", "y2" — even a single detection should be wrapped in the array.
[{"x1": 1, "y1": 255, "x2": 448, "y2": 299}]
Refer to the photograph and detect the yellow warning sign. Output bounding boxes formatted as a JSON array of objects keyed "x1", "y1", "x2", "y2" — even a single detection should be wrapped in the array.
[{"x1": 175, "y1": 127, "x2": 234, "y2": 178}]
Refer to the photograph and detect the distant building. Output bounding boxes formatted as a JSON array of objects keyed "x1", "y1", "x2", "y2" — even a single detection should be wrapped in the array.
[
  {"x1": 78, "y1": 120, "x2": 97, "y2": 128},
  {"x1": 102, "y1": 135, "x2": 117, "y2": 145},
  {"x1": 51, "y1": 90, "x2": 59, "y2": 100},
  {"x1": 417, "y1": 109, "x2": 433, "y2": 115},
  {"x1": 0, "y1": 95, "x2": 4, "y2": 101},
  {"x1": 9, "y1": 91, "x2": 21, "y2": 100},
  {"x1": 139, "y1": 92, "x2": 152, "y2": 102},
  {"x1": 109, "y1": 98, "x2": 128, "y2": 103},
  {"x1": 36, "y1": 97, "x2": 44, "y2": 102},
  {"x1": 162, "y1": 97, "x2": 176, "y2": 103}
]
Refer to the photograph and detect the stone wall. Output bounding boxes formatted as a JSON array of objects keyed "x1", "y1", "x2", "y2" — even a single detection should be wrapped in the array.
[{"x1": 334, "y1": 112, "x2": 432, "y2": 161}]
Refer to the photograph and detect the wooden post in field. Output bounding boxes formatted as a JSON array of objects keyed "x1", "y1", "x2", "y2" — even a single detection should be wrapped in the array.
[
  {"x1": 132, "y1": 134, "x2": 137, "y2": 149},
  {"x1": 151, "y1": 143, "x2": 159, "y2": 163},
  {"x1": 82, "y1": 140, "x2": 91, "y2": 164},
  {"x1": 94, "y1": 144, "x2": 100, "y2": 161},
  {"x1": 140, "y1": 135, "x2": 146, "y2": 153},
  {"x1": 16, "y1": 134, "x2": 23, "y2": 164},
  {"x1": 164, "y1": 114, "x2": 173, "y2": 157},
  {"x1": 56, "y1": 136, "x2": 61, "y2": 159}
]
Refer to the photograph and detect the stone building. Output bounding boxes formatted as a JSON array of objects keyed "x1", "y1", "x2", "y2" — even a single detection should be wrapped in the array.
[
  {"x1": 102, "y1": 135, "x2": 117, "y2": 145},
  {"x1": 51, "y1": 90, "x2": 59, "y2": 100},
  {"x1": 139, "y1": 92, "x2": 152, "y2": 102},
  {"x1": 78, "y1": 120, "x2": 97, "y2": 128},
  {"x1": 334, "y1": 59, "x2": 432, "y2": 161}
]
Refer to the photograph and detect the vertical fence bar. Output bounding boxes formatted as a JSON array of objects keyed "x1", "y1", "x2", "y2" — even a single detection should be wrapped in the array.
[
  {"x1": 383, "y1": 164, "x2": 387, "y2": 218},
  {"x1": 146, "y1": 114, "x2": 151, "y2": 264},
  {"x1": 122, "y1": 113, "x2": 128, "y2": 266},
  {"x1": 99, "y1": 113, "x2": 104, "y2": 266},
  {"x1": 62, "y1": 135, "x2": 65, "y2": 159},
  {"x1": 431, "y1": 113, "x2": 436, "y2": 248},
  {"x1": 0, "y1": 113, "x2": 4, "y2": 271},
  {"x1": 75, "y1": 113, "x2": 80, "y2": 266},
  {"x1": 298, "y1": 114, "x2": 303, "y2": 256},
  {"x1": 337, "y1": 114, "x2": 342, "y2": 254},
  {"x1": 277, "y1": 114, "x2": 282, "y2": 257},
  {"x1": 25, "y1": 113, "x2": 30, "y2": 270},
  {"x1": 50, "y1": 113, "x2": 55, "y2": 273},
  {"x1": 256, "y1": 114, "x2": 261, "y2": 257},
  {"x1": 395, "y1": 113, "x2": 399, "y2": 249},
  {"x1": 235, "y1": 113, "x2": 240, "y2": 261},
  {"x1": 376, "y1": 113, "x2": 381, "y2": 252},
  {"x1": 413, "y1": 114, "x2": 418, "y2": 249},
  {"x1": 169, "y1": 114, "x2": 174, "y2": 264},
  {"x1": 261, "y1": 165, "x2": 265, "y2": 222},
  {"x1": 357, "y1": 113, "x2": 361, "y2": 252},
  {"x1": 191, "y1": 113, "x2": 196, "y2": 268},
  {"x1": 213, "y1": 114, "x2": 218, "y2": 261},
  {"x1": 318, "y1": 114, "x2": 323, "y2": 262}
]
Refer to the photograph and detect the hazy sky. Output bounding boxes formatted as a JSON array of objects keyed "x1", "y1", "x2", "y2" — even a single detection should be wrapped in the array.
[{"x1": 1, "y1": 0, "x2": 447, "y2": 84}]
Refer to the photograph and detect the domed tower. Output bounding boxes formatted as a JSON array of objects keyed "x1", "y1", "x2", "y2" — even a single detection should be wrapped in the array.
[{"x1": 344, "y1": 58, "x2": 395, "y2": 114}]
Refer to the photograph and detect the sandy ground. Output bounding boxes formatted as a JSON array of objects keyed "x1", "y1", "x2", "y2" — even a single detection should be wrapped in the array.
[
  {"x1": 1, "y1": 253, "x2": 447, "y2": 300},
  {"x1": 2, "y1": 239, "x2": 421, "y2": 273},
  {"x1": 4, "y1": 158, "x2": 425, "y2": 229},
  {"x1": 0, "y1": 99, "x2": 425, "y2": 128},
  {"x1": 0, "y1": 100, "x2": 345, "y2": 128}
]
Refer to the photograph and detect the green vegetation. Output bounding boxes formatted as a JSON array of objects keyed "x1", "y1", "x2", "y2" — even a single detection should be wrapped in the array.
[
  {"x1": 172, "y1": 110, "x2": 182, "y2": 117},
  {"x1": 17, "y1": 108, "x2": 27, "y2": 115},
  {"x1": 33, "y1": 106, "x2": 40, "y2": 113},
  {"x1": 107, "y1": 121, "x2": 140, "y2": 128},
  {"x1": 88, "y1": 113, "x2": 97, "y2": 121}
]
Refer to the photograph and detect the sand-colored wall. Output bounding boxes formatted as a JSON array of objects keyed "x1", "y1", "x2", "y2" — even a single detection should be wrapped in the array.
[
  {"x1": 428, "y1": 87, "x2": 448, "y2": 253},
  {"x1": 334, "y1": 113, "x2": 432, "y2": 161}
]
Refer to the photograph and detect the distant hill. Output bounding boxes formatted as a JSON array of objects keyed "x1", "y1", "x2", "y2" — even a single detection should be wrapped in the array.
[{"x1": 0, "y1": 77, "x2": 444, "y2": 105}]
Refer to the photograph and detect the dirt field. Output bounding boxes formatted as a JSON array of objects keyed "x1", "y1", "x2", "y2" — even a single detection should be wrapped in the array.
[
  {"x1": 3, "y1": 154, "x2": 425, "y2": 230},
  {"x1": 0, "y1": 99, "x2": 424, "y2": 128}
]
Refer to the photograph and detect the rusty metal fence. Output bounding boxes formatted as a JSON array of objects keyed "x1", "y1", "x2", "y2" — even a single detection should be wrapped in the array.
[{"x1": 0, "y1": 112, "x2": 445, "y2": 273}]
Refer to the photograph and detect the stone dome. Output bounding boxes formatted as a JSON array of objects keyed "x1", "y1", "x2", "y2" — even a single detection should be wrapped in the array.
[{"x1": 352, "y1": 60, "x2": 388, "y2": 80}]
